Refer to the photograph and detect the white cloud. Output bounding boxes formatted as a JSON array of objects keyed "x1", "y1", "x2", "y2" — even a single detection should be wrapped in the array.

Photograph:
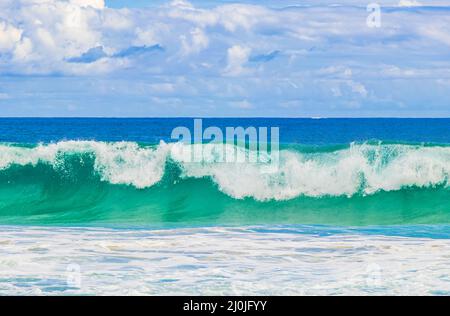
[
  {"x1": 348, "y1": 81, "x2": 368, "y2": 98},
  {"x1": 0, "y1": 1, "x2": 109, "y2": 74},
  {"x1": 0, "y1": 0, "x2": 449, "y2": 77},
  {"x1": 0, "y1": 21, "x2": 22, "y2": 52},
  {"x1": 224, "y1": 45, "x2": 251, "y2": 76},
  {"x1": 0, "y1": 0, "x2": 450, "y2": 117},
  {"x1": 169, "y1": 0, "x2": 194, "y2": 9},
  {"x1": 216, "y1": 4, "x2": 274, "y2": 32},
  {"x1": 382, "y1": 65, "x2": 417, "y2": 77},
  {"x1": 13, "y1": 38, "x2": 34, "y2": 63},
  {"x1": 0, "y1": 0, "x2": 449, "y2": 117},
  {"x1": 102, "y1": 9, "x2": 133, "y2": 31},
  {"x1": 70, "y1": 0, "x2": 104, "y2": 9},
  {"x1": 180, "y1": 27, "x2": 209, "y2": 55},
  {"x1": 398, "y1": 0, "x2": 422, "y2": 6}
]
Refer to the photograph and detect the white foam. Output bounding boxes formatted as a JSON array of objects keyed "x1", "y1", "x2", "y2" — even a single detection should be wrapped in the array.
[
  {"x1": 0, "y1": 141, "x2": 170, "y2": 188},
  {"x1": 1, "y1": 225, "x2": 450, "y2": 295},
  {"x1": 178, "y1": 143, "x2": 450, "y2": 200},
  {"x1": 0, "y1": 141, "x2": 449, "y2": 200}
]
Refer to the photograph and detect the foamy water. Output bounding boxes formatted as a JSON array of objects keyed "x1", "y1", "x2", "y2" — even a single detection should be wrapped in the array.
[
  {"x1": 1, "y1": 225, "x2": 450, "y2": 295},
  {"x1": 1, "y1": 141, "x2": 450, "y2": 200}
]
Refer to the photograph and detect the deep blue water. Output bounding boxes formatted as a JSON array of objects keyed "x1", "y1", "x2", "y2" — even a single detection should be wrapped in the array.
[{"x1": 0, "y1": 118, "x2": 449, "y2": 144}]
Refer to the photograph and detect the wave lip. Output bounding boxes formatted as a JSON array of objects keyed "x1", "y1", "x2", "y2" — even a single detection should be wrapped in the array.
[
  {"x1": 0, "y1": 141, "x2": 170, "y2": 189},
  {"x1": 0, "y1": 141, "x2": 449, "y2": 201}
]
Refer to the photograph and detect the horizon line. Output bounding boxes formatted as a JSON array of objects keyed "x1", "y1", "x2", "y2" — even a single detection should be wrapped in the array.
[{"x1": 0, "y1": 116, "x2": 449, "y2": 119}]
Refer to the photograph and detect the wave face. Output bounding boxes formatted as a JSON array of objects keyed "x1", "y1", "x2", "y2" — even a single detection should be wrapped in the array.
[{"x1": 0, "y1": 141, "x2": 450, "y2": 226}]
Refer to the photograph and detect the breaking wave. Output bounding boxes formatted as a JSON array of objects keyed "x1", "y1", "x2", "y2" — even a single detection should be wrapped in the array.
[
  {"x1": 0, "y1": 140, "x2": 449, "y2": 226},
  {"x1": 1, "y1": 140, "x2": 449, "y2": 200}
]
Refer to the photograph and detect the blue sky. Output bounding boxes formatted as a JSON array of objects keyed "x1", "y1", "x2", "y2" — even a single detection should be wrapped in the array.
[{"x1": 0, "y1": 0, "x2": 450, "y2": 117}]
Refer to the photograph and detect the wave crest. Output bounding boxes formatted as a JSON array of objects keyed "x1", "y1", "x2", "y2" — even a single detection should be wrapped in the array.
[{"x1": 0, "y1": 141, "x2": 449, "y2": 200}]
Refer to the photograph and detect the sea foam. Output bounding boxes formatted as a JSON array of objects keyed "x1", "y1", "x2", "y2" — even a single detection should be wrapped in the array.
[{"x1": 0, "y1": 141, "x2": 449, "y2": 201}]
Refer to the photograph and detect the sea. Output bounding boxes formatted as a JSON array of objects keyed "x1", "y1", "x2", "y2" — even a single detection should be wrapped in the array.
[{"x1": 0, "y1": 118, "x2": 450, "y2": 295}]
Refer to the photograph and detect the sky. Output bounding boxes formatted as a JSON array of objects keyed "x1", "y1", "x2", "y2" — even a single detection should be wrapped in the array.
[{"x1": 0, "y1": 0, "x2": 450, "y2": 117}]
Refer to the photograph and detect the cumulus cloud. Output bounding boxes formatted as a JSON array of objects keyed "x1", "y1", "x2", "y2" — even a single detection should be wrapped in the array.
[
  {"x1": 224, "y1": 45, "x2": 251, "y2": 76},
  {"x1": 0, "y1": 21, "x2": 22, "y2": 52},
  {"x1": 1, "y1": 0, "x2": 450, "y2": 116},
  {"x1": 1, "y1": 0, "x2": 450, "y2": 76},
  {"x1": 180, "y1": 27, "x2": 209, "y2": 55}
]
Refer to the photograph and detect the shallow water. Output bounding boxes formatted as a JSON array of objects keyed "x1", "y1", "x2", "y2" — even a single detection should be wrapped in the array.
[{"x1": 1, "y1": 225, "x2": 450, "y2": 295}]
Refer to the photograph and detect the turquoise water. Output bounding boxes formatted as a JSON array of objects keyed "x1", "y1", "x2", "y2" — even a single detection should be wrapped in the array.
[{"x1": 0, "y1": 140, "x2": 449, "y2": 227}]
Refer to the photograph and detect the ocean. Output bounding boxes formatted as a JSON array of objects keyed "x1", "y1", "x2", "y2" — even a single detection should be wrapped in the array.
[{"x1": 1, "y1": 118, "x2": 450, "y2": 295}]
